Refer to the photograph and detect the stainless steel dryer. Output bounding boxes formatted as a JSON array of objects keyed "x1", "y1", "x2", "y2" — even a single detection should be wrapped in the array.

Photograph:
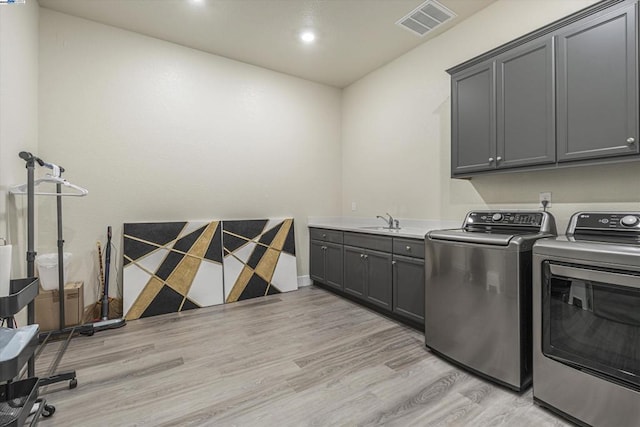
[
  {"x1": 533, "y1": 212, "x2": 640, "y2": 427},
  {"x1": 425, "y1": 211, "x2": 556, "y2": 391}
]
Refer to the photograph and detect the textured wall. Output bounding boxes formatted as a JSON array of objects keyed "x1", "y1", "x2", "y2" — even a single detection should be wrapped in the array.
[
  {"x1": 341, "y1": 0, "x2": 640, "y2": 232},
  {"x1": 37, "y1": 0, "x2": 640, "y2": 311},
  {"x1": 0, "y1": 0, "x2": 39, "y2": 278},
  {"x1": 39, "y1": 9, "x2": 342, "y2": 306}
]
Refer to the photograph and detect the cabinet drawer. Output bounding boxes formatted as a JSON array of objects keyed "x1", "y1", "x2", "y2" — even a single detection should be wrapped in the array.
[
  {"x1": 343, "y1": 232, "x2": 392, "y2": 252},
  {"x1": 393, "y1": 238, "x2": 425, "y2": 259},
  {"x1": 309, "y1": 228, "x2": 343, "y2": 244}
]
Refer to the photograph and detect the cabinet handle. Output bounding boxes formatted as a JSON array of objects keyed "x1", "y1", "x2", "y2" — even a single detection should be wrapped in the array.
[
  {"x1": 496, "y1": 156, "x2": 502, "y2": 161},
  {"x1": 392, "y1": 260, "x2": 397, "y2": 265},
  {"x1": 322, "y1": 246, "x2": 327, "y2": 250},
  {"x1": 405, "y1": 245, "x2": 411, "y2": 251},
  {"x1": 488, "y1": 157, "x2": 494, "y2": 163},
  {"x1": 363, "y1": 254, "x2": 368, "y2": 259},
  {"x1": 360, "y1": 254, "x2": 364, "y2": 259},
  {"x1": 322, "y1": 233, "x2": 327, "y2": 238},
  {"x1": 627, "y1": 137, "x2": 635, "y2": 144}
]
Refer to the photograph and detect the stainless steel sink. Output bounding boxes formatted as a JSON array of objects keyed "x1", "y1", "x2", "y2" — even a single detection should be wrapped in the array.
[{"x1": 359, "y1": 226, "x2": 401, "y2": 231}]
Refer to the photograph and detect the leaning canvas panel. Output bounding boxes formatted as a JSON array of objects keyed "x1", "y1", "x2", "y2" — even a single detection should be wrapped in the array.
[
  {"x1": 223, "y1": 218, "x2": 298, "y2": 302},
  {"x1": 123, "y1": 221, "x2": 224, "y2": 320}
]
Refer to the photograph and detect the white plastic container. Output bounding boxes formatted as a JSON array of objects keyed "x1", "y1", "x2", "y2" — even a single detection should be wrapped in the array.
[
  {"x1": 36, "y1": 253, "x2": 71, "y2": 291},
  {"x1": 0, "y1": 244, "x2": 11, "y2": 296}
]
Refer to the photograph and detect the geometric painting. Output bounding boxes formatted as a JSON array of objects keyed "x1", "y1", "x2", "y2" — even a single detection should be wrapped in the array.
[
  {"x1": 223, "y1": 218, "x2": 297, "y2": 303},
  {"x1": 123, "y1": 220, "x2": 224, "y2": 320}
]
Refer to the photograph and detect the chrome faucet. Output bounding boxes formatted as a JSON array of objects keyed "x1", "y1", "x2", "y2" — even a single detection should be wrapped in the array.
[{"x1": 376, "y1": 213, "x2": 400, "y2": 229}]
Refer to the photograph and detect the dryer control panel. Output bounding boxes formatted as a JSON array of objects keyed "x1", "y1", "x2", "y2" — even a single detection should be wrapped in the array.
[{"x1": 571, "y1": 212, "x2": 640, "y2": 233}]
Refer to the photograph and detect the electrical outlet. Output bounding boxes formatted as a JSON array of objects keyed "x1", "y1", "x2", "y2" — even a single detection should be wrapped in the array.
[
  {"x1": 539, "y1": 192, "x2": 552, "y2": 208},
  {"x1": 351, "y1": 202, "x2": 357, "y2": 211}
]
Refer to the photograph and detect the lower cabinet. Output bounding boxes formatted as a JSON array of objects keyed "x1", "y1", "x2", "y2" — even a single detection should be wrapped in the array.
[
  {"x1": 344, "y1": 245, "x2": 392, "y2": 310},
  {"x1": 310, "y1": 240, "x2": 343, "y2": 291},
  {"x1": 392, "y1": 254, "x2": 425, "y2": 324},
  {"x1": 309, "y1": 228, "x2": 344, "y2": 291},
  {"x1": 310, "y1": 227, "x2": 425, "y2": 329},
  {"x1": 343, "y1": 246, "x2": 365, "y2": 297}
]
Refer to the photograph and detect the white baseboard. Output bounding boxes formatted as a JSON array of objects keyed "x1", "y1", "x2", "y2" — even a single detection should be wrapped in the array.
[{"x1": 297, "y1": 275, "x2": 312, "y2": 287}]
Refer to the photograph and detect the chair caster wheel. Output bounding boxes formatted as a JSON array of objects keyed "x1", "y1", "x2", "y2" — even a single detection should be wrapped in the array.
[
  {"x1": 69, "y1": 378, "x2": 78, "y2": 389},
  {"x1": 42, "y1": 403, "x2": 56, "y2": 417}
]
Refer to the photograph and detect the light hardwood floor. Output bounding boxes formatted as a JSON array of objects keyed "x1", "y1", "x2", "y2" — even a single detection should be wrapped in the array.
[{"x1": 35, "y1": 286, "x2": 571, "y2": 426}]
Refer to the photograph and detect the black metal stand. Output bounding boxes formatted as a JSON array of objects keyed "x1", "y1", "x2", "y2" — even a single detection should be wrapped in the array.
[
  {"x1": 36, "y1": 168, "x2": 95, "y2": 343},
  {"x1": 18, "y1": 152, "x2": 85, "y2": 391}
]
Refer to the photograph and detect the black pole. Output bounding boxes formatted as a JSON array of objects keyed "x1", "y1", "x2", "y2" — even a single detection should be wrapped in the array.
[
  {"x1": 56, "y1": 181, "x2": 65, "y2": 331},
  {"x1": 101, "y1": 226, "x2": 112, "y2": 320},
  {"x1": 20, "y1": 152, "x2": 37, "y2": 377},
  {"x1": 19, "y1": 151, "x2": 42, "y2": 279},
  {"x1": 24, "y1": 155, "x2": 36, "y2": 278}
]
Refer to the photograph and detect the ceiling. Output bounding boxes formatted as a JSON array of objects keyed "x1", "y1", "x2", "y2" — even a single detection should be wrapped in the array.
[{"x1": 38, "y1": 0, "x2": 496, "y2": 88}]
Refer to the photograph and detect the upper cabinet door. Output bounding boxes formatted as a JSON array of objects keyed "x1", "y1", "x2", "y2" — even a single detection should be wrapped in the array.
[
  {"x1": 556, "y1": 4, "x2": 639, "y2": 162},
  {"x1": 496, "y1": 38, "x2": 556, "y2": 168},
  {"x1": 451, "y1": 61, "x2": 496, "y2": 175}
]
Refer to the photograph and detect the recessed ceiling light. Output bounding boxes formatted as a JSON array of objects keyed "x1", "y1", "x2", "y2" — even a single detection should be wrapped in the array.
[
  {"x1": 191, "y1": 0, "x2": 204, "y2": 4},
  {"x1": 300, "y1": 31, "x2": 316, "y2": 44}
]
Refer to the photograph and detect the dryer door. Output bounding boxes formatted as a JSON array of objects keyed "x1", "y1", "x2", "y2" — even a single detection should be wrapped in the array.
[{"x1": 541, "y1": 261, "x2": 640, "y2": 391}]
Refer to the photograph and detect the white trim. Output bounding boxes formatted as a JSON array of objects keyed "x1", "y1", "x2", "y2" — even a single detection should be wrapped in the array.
[{"x1": 297, "y1": 275, "x2": 312, "y2": 287}]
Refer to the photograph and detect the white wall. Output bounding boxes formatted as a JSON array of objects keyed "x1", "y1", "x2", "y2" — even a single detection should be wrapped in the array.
[
  {"x1": 0, "y1": 0, "x2": 39, "y2": 326},
  {"x1": 36, "y1": 0, "x2": 640, "y2": 309},
  {"x1": 0, "y1": 0, "x2": 39, "y2": 278},
  {"x1": 342, "y1": 0, "x2": 640, "y2": 232},
  {"x1": 39, "y1": 9, "x2": 342, "y2": 305}
]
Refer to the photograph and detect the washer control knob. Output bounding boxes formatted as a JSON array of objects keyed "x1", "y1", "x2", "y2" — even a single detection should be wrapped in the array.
[
  {"x1": 620, "y1": 215, "x2": 639, "y2": 227},
  {"x1": 492, "y1": 213, "x2": 504, "y2": 222}
]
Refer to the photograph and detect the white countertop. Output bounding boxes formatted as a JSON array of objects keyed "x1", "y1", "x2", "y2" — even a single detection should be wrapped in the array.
[{"x1": 307, "y1": 216, "x2": 460, "y2": 239}]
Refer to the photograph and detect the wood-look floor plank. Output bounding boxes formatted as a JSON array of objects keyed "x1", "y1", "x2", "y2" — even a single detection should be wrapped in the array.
[{"x1": 35, "y1": 286, "x2": 570, "y2": 426}]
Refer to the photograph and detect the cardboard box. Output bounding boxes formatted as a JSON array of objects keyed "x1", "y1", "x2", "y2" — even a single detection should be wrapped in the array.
[{"x1": 35, "y1": 281, "x2": 84, "y2": 331}]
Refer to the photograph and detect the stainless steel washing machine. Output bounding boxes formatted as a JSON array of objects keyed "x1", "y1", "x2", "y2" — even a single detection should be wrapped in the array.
[
  {"x1": 533, "y1": 212, "x2": 640, "y2": 427},
  {"x1": 425, "y1": 211, "x2": 557, "y2": 391}
]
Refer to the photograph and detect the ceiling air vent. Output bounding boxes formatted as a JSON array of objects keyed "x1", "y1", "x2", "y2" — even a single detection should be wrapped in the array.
[{"x1": 396, "y1": 0, "x2": 456, "y2": 37}]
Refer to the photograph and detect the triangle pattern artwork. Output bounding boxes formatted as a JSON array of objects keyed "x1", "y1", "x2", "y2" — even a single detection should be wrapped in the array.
[
  {"x1": 223, "y1": 218, "x2": 298, "y2": 303},
  {"x1": 123, "y1": 222, "x2": 185, "y2": 266},
  {"x1": 123, "y1": 220, "x2": 224, "y2": 320}
]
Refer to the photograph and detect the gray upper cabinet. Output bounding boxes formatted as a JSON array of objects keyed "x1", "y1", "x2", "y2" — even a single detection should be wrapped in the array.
[
  {"x1": 556, "y1": 4, "x2": 638, "y2": 162},
  {"x1": 451, "y1": 61, "x2": 496, "y2": 174},
  {"x1": 449, "y1": 0, "x2": 640, "y2": 177},
  {"x1": 451, "y1": 37, "x2": 555, "y2": 175},
  {"x1": 496, "y1": 38, "x2": 556, "y2": 168}
]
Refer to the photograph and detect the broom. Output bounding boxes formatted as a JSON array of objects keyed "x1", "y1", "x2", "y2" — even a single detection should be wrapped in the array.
[
  {"x1": 87, "y1": 231, "x2": 123, "y2": 322},
  {"x1": 92, "y1": 227, "x2": 126, "y2": 331}
]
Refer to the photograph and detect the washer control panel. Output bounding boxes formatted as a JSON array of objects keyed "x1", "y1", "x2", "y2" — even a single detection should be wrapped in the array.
[
  {"x1": 573, "y1": 212, "x2": 640, "y2": 232},
  {"x1": 465, "y1": 211, "x2": 544, "y2": 227}
]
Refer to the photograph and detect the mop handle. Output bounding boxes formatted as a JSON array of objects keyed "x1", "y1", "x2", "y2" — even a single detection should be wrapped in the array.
[{"x1": 101, "y1": 226, "x2": 112, "y2": 321}]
